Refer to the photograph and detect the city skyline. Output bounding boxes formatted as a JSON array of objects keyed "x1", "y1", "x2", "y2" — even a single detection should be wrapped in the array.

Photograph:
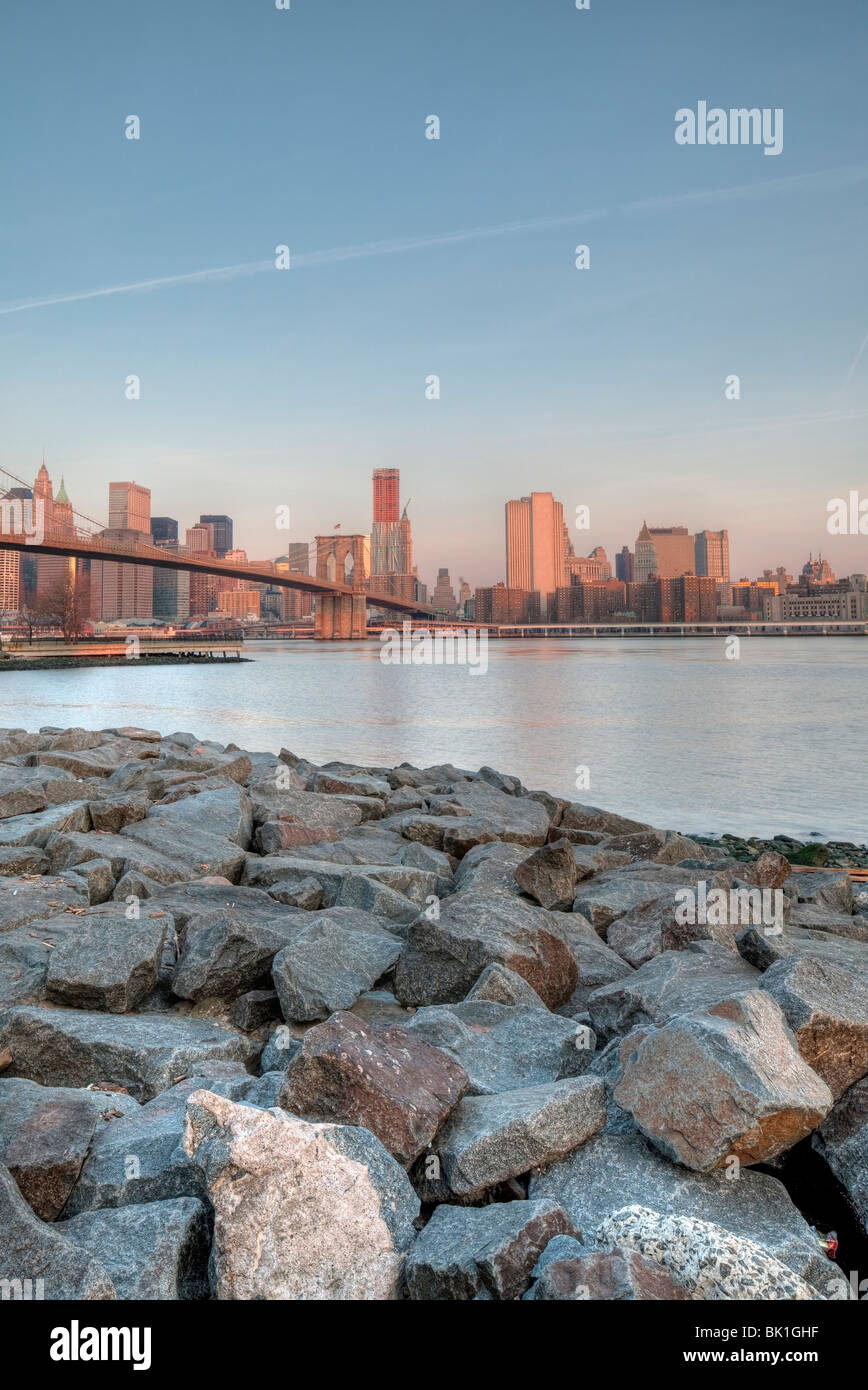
[{"x1": 1, "y1": 1, "x2": 867, "y2": 585}]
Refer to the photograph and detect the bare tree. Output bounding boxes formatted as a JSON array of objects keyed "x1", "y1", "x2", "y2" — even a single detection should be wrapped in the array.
[{"x1": 39, "y1": 572, "x2": 90, "y2": 643}]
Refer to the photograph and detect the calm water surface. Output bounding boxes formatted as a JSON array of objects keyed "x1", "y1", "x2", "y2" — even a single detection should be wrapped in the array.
[{"x1": 0, "y1": 637, "x2": 864, "y2": 843}]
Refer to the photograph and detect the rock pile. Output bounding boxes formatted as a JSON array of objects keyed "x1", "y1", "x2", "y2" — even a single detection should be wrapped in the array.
[{"x1": 0, "y1": 725, "x2": 864, "y2": 1300}]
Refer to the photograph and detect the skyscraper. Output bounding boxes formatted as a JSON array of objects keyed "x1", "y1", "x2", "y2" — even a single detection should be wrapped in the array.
[
  {"x1": 615, "y1": 546, "x2": 634, "y2": 584},
  {"x1": 370, "y1": 469, "x2": 414, "y2": 603},
  {"x1": 372, "y1": 469, "x2": 400, "y2": 524},
  {"x1": 431, "y1": 567, "x2": 457, "y2": 615},
  {"x1": 505, "y1": 492, "x2": 566, "y2": 599},
  {"x1": 695, "y1": 529, "x2": 730, "y2": 583},
  {"x1": 109, "y1": 482, "x2": 150, "y2": 535},
  {"x1": 199, "y1": 514, "x2": 233, "y2": 558},
  {"x1": 634, "y1": 523, "x2": 695, "y2": 582},
  {"x1": 151, "y1": 517, "x2": 179, "y2": 544}
]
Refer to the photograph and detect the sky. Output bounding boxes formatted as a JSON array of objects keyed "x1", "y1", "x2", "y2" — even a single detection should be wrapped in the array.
[{"x1": 0, "y1": 0, "x2": 866, "y2": 589}]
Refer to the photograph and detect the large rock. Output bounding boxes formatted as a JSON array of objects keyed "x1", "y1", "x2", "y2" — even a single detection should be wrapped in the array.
[
  {"x1": 529, "y1": 1128, "x2": 846, "y2": 1296},
  {"x1": 57, "y1": 1197, "x2": 210, "y2": 1300},
  {"x1": 0, "y1": 917, "x2": 82, "y2": 1007},
  {"x1": 421, "y1": 1076, "x2": 605, "y2": 1199},
  {"x1": 406, "y1": 1001, "x2": 585, "y2": 1095},
  {"x1": 596, "y1": 1206, "x2": 816, "y2": 1299},
  {"x1": 0, "y1": 1078, "x2": 139, "y2": 1219},
  {"x1": 562, "y1": 804, "x2": 652, "y2": 836},
  {"x1": 572, "y1": 876, "x2": 672, "y2": 935},
  {"x1": 605, "y1": 886, "x2": 744, "y2": 967},
  {"x1": 557, "y1": 914, "x2": 635, "y2": 1016},
  {"x1": 760, "y1": 955, "x2": 868, "y2": 1101},
  {"x1": 588, "y1": 941, "x2": 761, "y2": 1041},
  {"x1": 452, "y1": 842, "x2": 528, "y2": 896},
  {"x1": 0, "y1": 802, "x2": 92, "y2": 849},
  {"x1": 281, "y1": 1011, "x2": 468, "y2": 1165},
  {"x1": 0, "y1": 1162, "x2": 116, "y2": 1299},
  {"x1": 63, "y1": 1075, "x2": 248, "y2": 1214},
  {"x1": 526, "y1": 1245, "x2": 687, "y2": 1301},
  {"x1": 788, "y1": 870, "x2": 853, "y2": 915},
  {"x1": 0, "y1": 1006, "x2": 256, "y2": 1102},
  {"x1": 737, "y1": 922, "x2": 868, "y2": 973},
  {"x1": 613, "y1": 990, "x2": 833, "y2": 1170},
  {"x1": 514, "y1": 840, "x2": 580, "y2": 910},
  {"x1": 183, "y1": 1089, "x2": 419, "y2": 1299},
  {"x1": 271, "y1": 908, "x2": 403, "y2": 1022},
  {"x1": 812, "y1": 1077, "x2": 868, "y2": 1237},
  {"x1": 45, "y1": 911, "x2": 168, "y2": 1013},
  {"x1": 465, "y1": 962, "x2": 547, "y2": 1008},
  {"x1": 393, "y1": 890, "x2": 576, "y2": 1009},
  {"x1": 0, "y1": 872, "x2": 88, "y2": 932},
  {"x1": 403, "y1": 1198, "x2": 579, "y2": 1300},
  {"x1": 121, "y1": 815, "x2": 247, "y2": 882},
  {"x1": 171, "y1": 910, "x2": 307, "y2": 1002}
]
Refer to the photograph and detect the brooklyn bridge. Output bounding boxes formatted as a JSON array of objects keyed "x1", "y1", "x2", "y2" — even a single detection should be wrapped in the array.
[{"x1": 0, "y1": 464, "x2": 436, "y2": 639}]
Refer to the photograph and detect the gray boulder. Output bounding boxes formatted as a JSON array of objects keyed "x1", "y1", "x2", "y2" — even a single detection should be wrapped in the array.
[
  {"x1": 57, "y1": 1197, "x2": 210, "y2": 1299},
  {"x1": 0, "y1": 1006, "x2": 256, "y2": 1102},
  {"x1": 271, "y1": 908, "x2": 403, "y2": 1022},
  {"x1": 0, "y1": 1163, "x2": 116, "y2": 1299},
  {"x1": 46, "y1": 911, "x2": 168, "y2": 1013},
  {"x1": 403, "y1": 1198, "x2": 579, "y2": 1300},
  {"x1": 393, "y1": 890, "x2": 576, "y2": 1009}
]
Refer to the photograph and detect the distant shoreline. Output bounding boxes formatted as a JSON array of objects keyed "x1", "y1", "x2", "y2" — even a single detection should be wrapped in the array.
[{"x1": 0, "y1": 654, "x2": 251, "y2": 670}]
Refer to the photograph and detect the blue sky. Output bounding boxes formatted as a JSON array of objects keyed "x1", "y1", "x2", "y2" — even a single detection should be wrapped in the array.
[{"x1": 1, "y1": 0, "x2": 866, "y2": 587}]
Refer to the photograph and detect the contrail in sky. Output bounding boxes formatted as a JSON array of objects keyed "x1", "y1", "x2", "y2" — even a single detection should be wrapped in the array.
[{"x1": 1, "y1": 163, "x2": 865, "y2": 319}]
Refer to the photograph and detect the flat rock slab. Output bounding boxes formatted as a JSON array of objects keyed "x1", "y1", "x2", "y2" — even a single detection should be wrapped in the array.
[
  {"x1": 0, "y1": 873, "x2": 89, "y2": 933},
  {"x1": 183, "y1": 1090, "x2": 419, "y2": 1300},
  {"x1": 121, "y1": 818, "x2": 247, "y2": 882},
  {"x1": 272, "y1": 909, "x2": 403, "y2": 1022},
  {"x1": 57, "y1": 1197, "x2": 210, "y2": 1299},
  {"x1": 403, "y1": 1197, "x2": 579, "y2": 1300},
  {"x1": 281, "y1": 1010, "x2": 468, "y2": 1166},
  {"x1": 393, "y1": 889, "x2": 576, "y2": 1009},
  {"x1": 0, "y1": 1006, "x2": 256, "y2": 1102},
  {"x1": 760, "y1": 954, "x2": 868, "y2": 1100},
  {"x1": 0, "y1": 1077, "x2": 140, "y2": 1219},
  {"x1": 406, "y1": 1001, "x2": 586, "y2": 1095},
  {"x1": 46, "y1": 911, "x2": 168, "y2": 1013},
  {"x1": 0, "y1": 801, "x2": 92, "y2": 849},
  {"x1": 0, "y1": 1162, "x2": 116, "y2": 1299},
  {"x1": 596, "y1": 1206, "x2": 815, "y2": 1300},
  {"x1": 422, "y1": 1075, "x2": 606, "y2": 1199}
]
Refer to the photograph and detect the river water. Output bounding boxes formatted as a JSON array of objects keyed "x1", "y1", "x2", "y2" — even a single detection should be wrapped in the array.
[{"x1": 0, "y1": 637, "x2": 864, "y2": 843}]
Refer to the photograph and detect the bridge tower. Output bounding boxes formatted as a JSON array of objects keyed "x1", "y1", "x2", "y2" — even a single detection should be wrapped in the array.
[{"x1": 313, "y1": 534, "x2": 369, "y2": 639}]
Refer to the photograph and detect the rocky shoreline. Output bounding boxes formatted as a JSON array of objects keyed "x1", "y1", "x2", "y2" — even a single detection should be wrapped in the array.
[{"x1": 0, "y1": 724, "x2": 865, "y2": 1301}]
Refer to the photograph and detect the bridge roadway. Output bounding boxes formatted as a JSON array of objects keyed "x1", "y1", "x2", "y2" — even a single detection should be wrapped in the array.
[{"x1": 0, "y1": 530, "x2": 436, "y2": 618}]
